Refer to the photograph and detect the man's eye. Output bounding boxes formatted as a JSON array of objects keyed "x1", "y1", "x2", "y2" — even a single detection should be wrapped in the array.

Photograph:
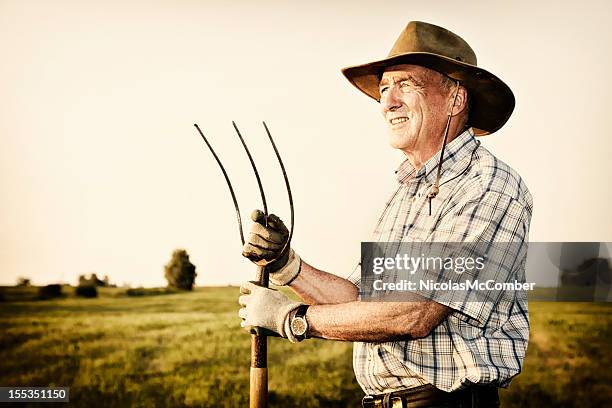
[{"x1": 379, "y1": 86, "x2": 389, "y2": 94}]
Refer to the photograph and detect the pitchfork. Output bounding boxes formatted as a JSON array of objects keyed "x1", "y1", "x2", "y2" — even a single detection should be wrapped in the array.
[{"x1": 193, "y1": 121, "x2": 294, "y2": 408}]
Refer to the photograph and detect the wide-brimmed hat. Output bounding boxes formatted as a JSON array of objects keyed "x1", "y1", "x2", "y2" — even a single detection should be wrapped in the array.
[{"x1": 341, "y1": 21, "x2": 515, "y2": 136}]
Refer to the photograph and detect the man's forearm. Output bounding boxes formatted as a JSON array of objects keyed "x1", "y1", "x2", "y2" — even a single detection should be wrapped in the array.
[
  {"x1": 288, "y1": 260, "x2": 358, "y2": 304},
  {"x1": 305, "y1": 300, "x2": 451, "y2": 342}
]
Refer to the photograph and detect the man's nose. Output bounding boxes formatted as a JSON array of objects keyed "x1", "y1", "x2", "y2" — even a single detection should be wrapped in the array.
[{"x1": 381, "y1": 86, "x2": 402, "y2": 113}]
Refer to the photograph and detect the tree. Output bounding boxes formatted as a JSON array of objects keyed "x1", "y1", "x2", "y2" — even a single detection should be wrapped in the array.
[
  {"x1": 78, "y1": 273, "x2": 106, "y2": 287},
  {"x1": 89, "y1": 273, "x2": 104, "y2": 286},
  {"x1": 16, "y1": 277, "x2": 31, "y2": 287},
  {"x1": 164, "y1": 249, "x2": 197, "y2": 290}
]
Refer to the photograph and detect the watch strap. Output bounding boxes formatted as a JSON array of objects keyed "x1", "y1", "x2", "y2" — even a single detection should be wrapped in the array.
[{"x1": 294, "y1": 304, "x2": 309, "y2": 320}]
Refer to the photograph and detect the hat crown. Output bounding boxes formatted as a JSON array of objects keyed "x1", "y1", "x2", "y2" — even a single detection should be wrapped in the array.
[{"x1": 388, "y1": 21, "x2": 477, "y2": 66}]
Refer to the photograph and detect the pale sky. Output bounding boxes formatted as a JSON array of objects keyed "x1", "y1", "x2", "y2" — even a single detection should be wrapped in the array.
[{"x1": 1, "y1": 0, "x2": 611, "y2": 287}]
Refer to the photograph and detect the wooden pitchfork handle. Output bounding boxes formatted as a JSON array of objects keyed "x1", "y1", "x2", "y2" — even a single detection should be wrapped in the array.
[{"x1": 193, "y1": 121, "x2": 294, "y2": 408}]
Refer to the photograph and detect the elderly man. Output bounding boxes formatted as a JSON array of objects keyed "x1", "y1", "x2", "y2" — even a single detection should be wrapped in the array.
[{"x1": 239, "y1": 21, "x2": 532, "y2": 407}]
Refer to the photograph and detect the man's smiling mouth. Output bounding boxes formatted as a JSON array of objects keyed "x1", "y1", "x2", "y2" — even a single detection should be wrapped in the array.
[{"x1": 390, "y1": 117, "x2": 408, "y2": 125}]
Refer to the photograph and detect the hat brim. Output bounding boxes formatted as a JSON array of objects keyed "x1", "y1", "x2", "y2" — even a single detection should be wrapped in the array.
[{"x1": 341, "y1": 52, "x2": 515, "y2": 136}]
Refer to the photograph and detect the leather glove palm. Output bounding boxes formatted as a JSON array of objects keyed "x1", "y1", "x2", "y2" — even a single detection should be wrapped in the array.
[
  {"x1": 238, "y1": 281, "x2": 303, "y2": 342},
  {"x1": 242, "y1": 209, "x2": 301, "y2": 286}
]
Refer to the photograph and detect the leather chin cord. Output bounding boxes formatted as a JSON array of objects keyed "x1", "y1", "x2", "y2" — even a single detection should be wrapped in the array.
[{"x1": 427, "y1": 80, "x2": 461, "y2": 216}]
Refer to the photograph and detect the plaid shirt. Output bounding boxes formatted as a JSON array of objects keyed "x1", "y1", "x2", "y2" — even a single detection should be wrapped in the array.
[{"x1": 350, "y1": 130, "x2": 533, "y2": 394}]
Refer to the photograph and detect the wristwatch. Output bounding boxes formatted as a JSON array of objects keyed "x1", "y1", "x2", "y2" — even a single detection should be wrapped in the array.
[{"x1": 290, "y1": 305, "x2": 310, "y2": 341}]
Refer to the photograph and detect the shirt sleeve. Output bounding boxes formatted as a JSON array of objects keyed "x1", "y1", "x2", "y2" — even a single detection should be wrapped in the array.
[{"x1": 422, "y1": 190, "x2": 532, "y2": 327}]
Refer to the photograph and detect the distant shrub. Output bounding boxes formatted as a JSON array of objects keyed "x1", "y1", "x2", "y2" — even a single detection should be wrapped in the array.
[
  {"x1": 126, "y1": 287, "x2": 174, "y2": 297},
  {"x1": 38, "y1": 284, "x2": 62, "y2": 300},
  {"x1": 75, "y1": 285, "x2": 98, "y2": 298},
  {"x1": 78, "y1": 273, "x2": 109, "y2": 287},
  {"x1": 561, "y1": 257, "x2": 611, "y2": 286},
  {"x1": 16, "y1": 277, "x2": 31, "y2": 287},
  {"x1": 164, "y1": 249, "x2": 197, "y2": 291}
]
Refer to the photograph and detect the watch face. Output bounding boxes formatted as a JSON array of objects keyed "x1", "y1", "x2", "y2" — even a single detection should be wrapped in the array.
[{"x1": 291, "y1": 317, "x2": 307, "y2": 336}]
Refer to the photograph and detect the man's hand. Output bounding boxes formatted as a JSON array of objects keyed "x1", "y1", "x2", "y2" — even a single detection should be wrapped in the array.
[
  {"x1": 238, "y1": 281, "x2": 303, "y2": 342},
  {"x1": 242, "y1": 209, "x2": 301, "y2": 286}
]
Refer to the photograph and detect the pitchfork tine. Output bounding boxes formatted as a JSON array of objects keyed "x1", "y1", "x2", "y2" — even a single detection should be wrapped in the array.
[
  {"x1": 232, "y1": 121, "x2": 269, "y2": 222},
  {"x1": 262, "y1": 121, "x2": 294, "y2": 252},
  {"x1": 193, "y1": 123, "x2": 245, "y2": 245}
]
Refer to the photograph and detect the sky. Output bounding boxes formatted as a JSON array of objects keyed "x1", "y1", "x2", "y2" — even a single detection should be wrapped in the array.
[{"x1": 1, "y1": 0, "x2": 611, "y2": 287}]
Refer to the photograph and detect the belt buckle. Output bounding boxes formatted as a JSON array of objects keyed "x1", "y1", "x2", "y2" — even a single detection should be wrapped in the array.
[
  {"x1": 362, "y1": 395, "x2": 375, "y2": 408},
  {"x1": 391, "y1": 396, "x2": 406, "y2": 408}
]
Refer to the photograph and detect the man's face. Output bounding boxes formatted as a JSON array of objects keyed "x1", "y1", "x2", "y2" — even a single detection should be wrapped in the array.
[{"x1": 379, "y1": 65, "x2": 452, "y2": 154}]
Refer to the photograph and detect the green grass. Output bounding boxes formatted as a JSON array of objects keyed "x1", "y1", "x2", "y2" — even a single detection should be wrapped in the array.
[
  {"x1": 0, "y1": 286, "x2": 610, "y2": 407},
  {"x1": 501, "y1": 302, "x2": 612, "y2": 407}
]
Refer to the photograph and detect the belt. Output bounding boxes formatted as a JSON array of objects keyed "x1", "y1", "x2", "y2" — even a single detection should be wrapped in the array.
[{"x1": 361, "y1": 384, "x2": 500, "y2": 408}]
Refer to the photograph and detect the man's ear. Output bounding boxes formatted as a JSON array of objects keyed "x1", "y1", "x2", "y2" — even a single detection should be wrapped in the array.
[{"x1": 450, "y1": 85, "x2": 469, "y2": 117}]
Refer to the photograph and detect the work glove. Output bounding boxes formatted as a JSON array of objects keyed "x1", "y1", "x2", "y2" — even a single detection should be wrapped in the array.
[
  {"x1": 242, "y1": 209, "x2": 301, "y2": 286},
  {"x1": 238, "y1": 281, "x2": 303, "y2": 343}
]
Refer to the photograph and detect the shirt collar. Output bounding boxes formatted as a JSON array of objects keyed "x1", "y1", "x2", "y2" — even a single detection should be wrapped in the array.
[{"x1": 395, "y1": 129, "x2": 478, "y2": 185}]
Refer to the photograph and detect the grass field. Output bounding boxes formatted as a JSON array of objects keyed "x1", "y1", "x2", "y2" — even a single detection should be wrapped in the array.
[{"x1": 0, "y1": 286, "x2": 610, "y2": 407}]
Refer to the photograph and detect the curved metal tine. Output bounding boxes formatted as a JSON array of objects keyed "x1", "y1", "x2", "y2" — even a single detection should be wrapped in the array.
[
  {"x1": 231, "y1": 121, "x2": 269, "y2": 224},
  {"x1": 262, "y1": 121, "x2": 294, "y2": 255},
  {"x1": 193, "y1": 123, "x2": 245, "y2": 245}
]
